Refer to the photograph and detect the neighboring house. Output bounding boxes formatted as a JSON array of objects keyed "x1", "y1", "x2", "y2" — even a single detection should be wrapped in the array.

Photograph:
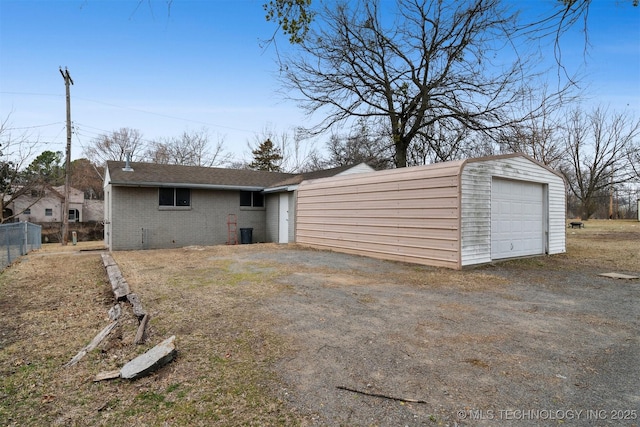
[
  {"x1": 296, "y1": 153, "x2": 567, "y2": 269},
  {"x1": 103, "y1": 161, "x2": 373, "y2": 251},
  {"x1": 8, "y1": 185, "x2": 86, "y2": 223}
]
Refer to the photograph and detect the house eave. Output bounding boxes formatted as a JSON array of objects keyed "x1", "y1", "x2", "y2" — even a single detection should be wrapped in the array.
[
  {"x1": 108, "y1": 181, "x2": 265, "y2": 192},
  {"x1": 263, "y1": 185, "x2": 299, "y2": 193}
]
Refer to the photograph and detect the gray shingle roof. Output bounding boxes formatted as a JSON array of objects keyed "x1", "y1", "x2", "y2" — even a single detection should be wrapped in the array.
[
  {"x1": 106, "y1": 161, "x2": 295, "y2": 190},
  {"x1": 269, "y1": 164, "x2": 363, "y2": 187},
  {"x1": 107, "y1": 161, "x2": 370, "y2": 190}
]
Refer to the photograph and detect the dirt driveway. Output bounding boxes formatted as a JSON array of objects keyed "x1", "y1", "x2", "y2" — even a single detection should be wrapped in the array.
[
  {"x1": 1, "y1": 221, "x2": 638, "y2": 426},
  {"x1": 230, "y1": 246, "x2": 640, "y2": 426}
]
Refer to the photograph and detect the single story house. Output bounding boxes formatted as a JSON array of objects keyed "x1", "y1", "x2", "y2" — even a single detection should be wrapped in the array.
[
  {"x1": 103, "y1": 161, "x2": 373, "y2": 250},
  {"x1": 295, "y1": 153, "x2": 566, "y2": 269},
  {"x1": 7, "y1": 185, "x2": 86, "y2": 223}
]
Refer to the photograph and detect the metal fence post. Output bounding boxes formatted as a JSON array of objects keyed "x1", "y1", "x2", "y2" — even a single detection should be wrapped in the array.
[{"x1": 22, "y1": 221, "x2": 27, "y2": 256}]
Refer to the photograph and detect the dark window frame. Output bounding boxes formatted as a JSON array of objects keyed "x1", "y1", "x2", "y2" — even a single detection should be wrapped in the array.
[
  {"x1": 68, "y1": 209, "x2": 80, "y2": 222},
  {"x1": 159, "y1": 187, "x2": 191, "y2": 209},
  {"x1": 240, "y1": 190, "x2": 264, "y2": 208}
]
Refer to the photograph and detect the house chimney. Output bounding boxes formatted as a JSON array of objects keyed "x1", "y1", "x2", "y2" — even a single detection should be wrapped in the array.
[{"x1": 122, "y1": 152, "x2": 134, "y2": 172}]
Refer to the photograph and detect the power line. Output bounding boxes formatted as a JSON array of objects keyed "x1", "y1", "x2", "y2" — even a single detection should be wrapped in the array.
[
  {"x1": 2, "y1": 92, "x2": 275, "y2": 137},
  {"x1": 3, "y1": 122, "x2": 64, "y2": 130}
]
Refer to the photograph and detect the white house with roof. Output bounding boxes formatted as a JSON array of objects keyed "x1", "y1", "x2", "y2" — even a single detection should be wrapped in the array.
[{"x1": 7, "y1": 185, "x2": 85, "y2": 223}]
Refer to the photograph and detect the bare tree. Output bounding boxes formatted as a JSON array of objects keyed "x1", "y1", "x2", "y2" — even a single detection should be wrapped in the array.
[
  {"x1": 324, "y1": 119, "x2": 394, "y2": 169},
  {"x1": 407, "y1": 122, "x2": 473, "y2": 165},
  {"x1": 560, "y1": 107, "x2": 640, "y2": 219},
  {"x1": 280, "y1": 0, "x2": 567, "y2": 168},
  {"x1": 266, "y1": 1, "x2": 638, "y2": 68},
  {"x1": 70, "y1": 158, "x2": 104, "y2": 200},
  {"x1": 0, "y1": 115, "x2": 47, "y2": 223},
  {"x1": 146, "y1": 129, "x2": 232, "y2": 167},
  {"x1": 493, "y1": 86, "x2": 568, "y2": 169},
  {"x1": 245, "y1": 126, "x2": 322, "y2": 173},
  {"x1": 83, "y1": 128, "x2": 144, "y2": 164}
]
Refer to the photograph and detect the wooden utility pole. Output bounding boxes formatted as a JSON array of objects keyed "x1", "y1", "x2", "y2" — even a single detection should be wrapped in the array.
[{"x1": 60, "y1": 67, "x2": 74, "y2": 245}]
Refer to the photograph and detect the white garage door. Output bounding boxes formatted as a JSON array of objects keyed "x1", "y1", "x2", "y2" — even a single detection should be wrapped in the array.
[{"x1": 491, "y1": 178, "x2": 545, "y2": 260}]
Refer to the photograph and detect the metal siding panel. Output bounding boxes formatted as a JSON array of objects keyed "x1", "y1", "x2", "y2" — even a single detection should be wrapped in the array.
[
  {"x1": 460, "y1": 156, "x2": 566, "y2": 266},
  {"x1": 296, "y1": 163, "x2": 462, "y2": 269}
]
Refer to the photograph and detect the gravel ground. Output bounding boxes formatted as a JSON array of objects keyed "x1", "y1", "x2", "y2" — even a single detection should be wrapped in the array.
[{"x1": 239, "y1": 247, "x2": 639, "y2": 426}]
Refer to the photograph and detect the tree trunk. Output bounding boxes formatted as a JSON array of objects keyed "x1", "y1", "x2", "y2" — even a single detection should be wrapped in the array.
[{"x1": 394, "y1": 137, "x2": 409, "y2": 168}]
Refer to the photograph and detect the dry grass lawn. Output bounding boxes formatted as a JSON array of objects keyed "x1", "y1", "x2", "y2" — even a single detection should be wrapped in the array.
[{"x1": 0, "y1": 219, "x2": 638, "y2": 426}]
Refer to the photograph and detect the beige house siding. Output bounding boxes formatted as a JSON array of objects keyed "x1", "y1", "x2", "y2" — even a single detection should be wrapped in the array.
[
  {"x1": 296, "y1": 162, "x2": 463, "y2": 269},
  {"x1": 109, "y1": 186, "x2": 267, "y2": 250}
]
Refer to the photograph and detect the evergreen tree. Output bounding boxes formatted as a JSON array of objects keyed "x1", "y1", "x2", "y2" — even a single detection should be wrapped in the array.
[
  {"x1": 248, "y1": 138, "x2": 283, "y2": 172},
  {"x1": 24, "y1": 150, "x2": 64, "y2": 185}
]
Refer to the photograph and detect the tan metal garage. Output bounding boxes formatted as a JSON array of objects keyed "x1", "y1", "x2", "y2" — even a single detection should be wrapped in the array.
[{"x1": 295, "y1": 153, "x2": 566, "y2": 269}]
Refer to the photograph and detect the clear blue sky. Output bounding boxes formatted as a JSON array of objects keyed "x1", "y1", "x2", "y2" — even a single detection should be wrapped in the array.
[{"x1": 1, "y1": 0, "x2": 639, "y2": 164}]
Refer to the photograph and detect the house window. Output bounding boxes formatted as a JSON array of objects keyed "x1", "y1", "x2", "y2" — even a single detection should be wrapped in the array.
[
  {"x1": 159, "y1": 188, "x2": 191, "y2": 207},
  {"x1": 240, "y1": 191, "x2": 264, "y2": 208},
  {"x1": 23, "y1": 208, "x2": 31, "y2": 215},
  {"x1": 68, "y1": 209, "x2": 79, "y2": 222},
  {"x1": 45, "y1": 208, "x2": 53, "y2": 216}
]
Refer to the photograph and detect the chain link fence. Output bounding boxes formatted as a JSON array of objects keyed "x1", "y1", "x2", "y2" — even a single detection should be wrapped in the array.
[{"x1": 1, "y1": 222, "x2": 42, "y2": 270}]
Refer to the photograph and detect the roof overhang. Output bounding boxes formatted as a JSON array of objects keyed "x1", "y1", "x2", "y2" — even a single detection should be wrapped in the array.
[
  {"x1": 263, "y1": 185, "x2": 299, "y2": 193},
  {"x1": 108, "y1": 181, "x2": 264, "y2": 192}
]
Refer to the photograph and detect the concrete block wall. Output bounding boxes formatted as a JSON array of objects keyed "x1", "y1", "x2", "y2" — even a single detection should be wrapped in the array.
[{"x1": 110, "y1": 186, "x2": 267, "y2": 250}]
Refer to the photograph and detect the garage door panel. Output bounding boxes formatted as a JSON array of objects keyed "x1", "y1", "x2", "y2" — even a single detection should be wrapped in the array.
[{"x1": 491, "y1": 178, "x2": 544, "y2": 260}]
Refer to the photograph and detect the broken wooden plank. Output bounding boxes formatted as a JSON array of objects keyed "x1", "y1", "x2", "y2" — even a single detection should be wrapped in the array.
[
  {"x1": 64, "y1": 321, "x2": 118, "y2": 367},
  {"x1": 120, "y1": 335, "x2": 177, "y2": 380},
  {"x1": 105, "y1": 264, "x2": 131, "y2": 300},
  {"x1": 101, "y1": 252, "x2": 131, "y2": 300},
  {"x1": 108, "y1": 304, "x2": 122, "y2": 321},
  {"x1": 93, "y1": 370, "x2": 121, "y2": 382},
  {"x1": 134, "y1": 313, "x2": 150, "y2": 345},
  {"x1": 100, "y1": 252, "x2": 117, "y2": 267},
  {"x1": 599, "y1": 272, "x2": 639, "y2": 280},
  {"x1": 126, "y1": 293, "x2": 146, "y2": 320}
]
